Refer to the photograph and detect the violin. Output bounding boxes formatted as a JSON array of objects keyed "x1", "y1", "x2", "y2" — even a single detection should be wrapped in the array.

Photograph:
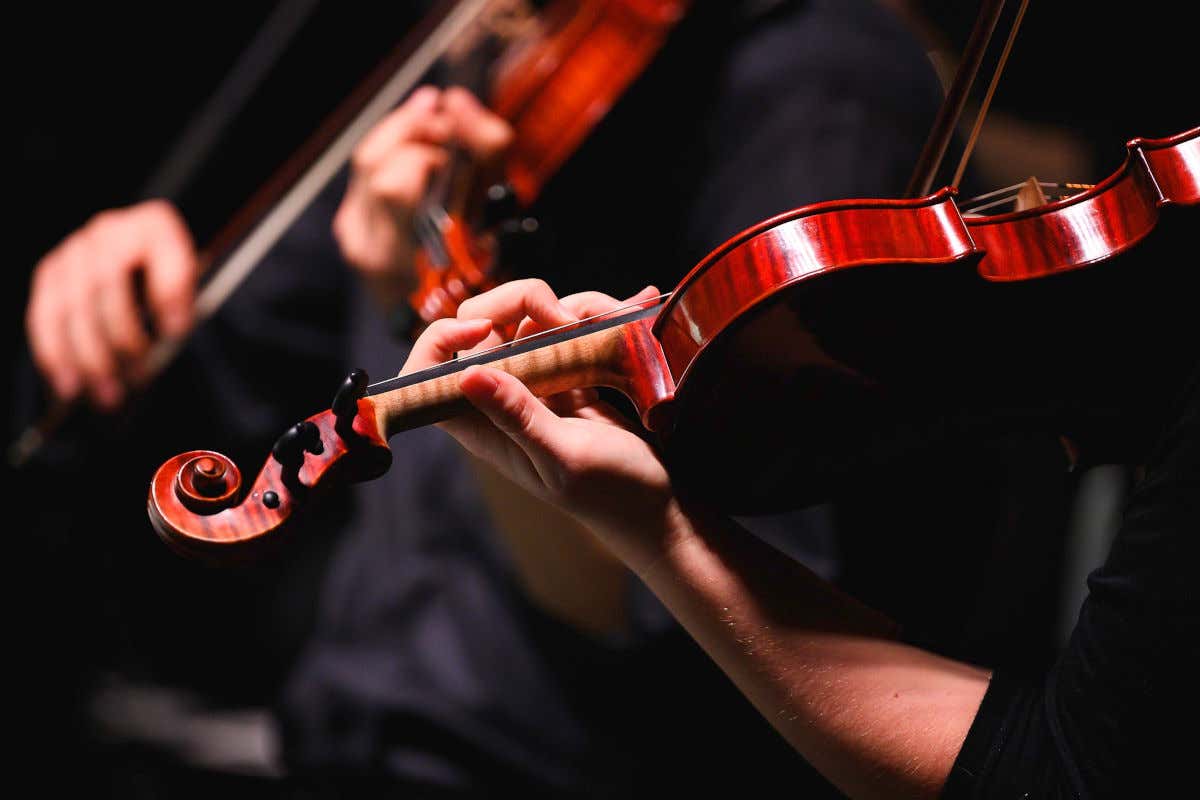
[
  {"x1": 404, "y1": 0, "x2": 689, "y2": 336},
  {"x1": 147, "y1": 126, "x2": 1199, "y2": 562}
]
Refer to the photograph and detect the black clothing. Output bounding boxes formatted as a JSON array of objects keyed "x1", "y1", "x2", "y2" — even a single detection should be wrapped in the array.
[
  {"x1": 944, "y1": 363, "x2": 1199, "y2": 798},
  {"x1": 533, "y1": 0, "x2": 940, "y2": 300}
]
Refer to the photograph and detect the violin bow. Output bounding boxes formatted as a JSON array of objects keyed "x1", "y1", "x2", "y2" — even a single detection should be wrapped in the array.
[{"x1": 905, "y1": 0, "x2": 1032, "y2": 199}]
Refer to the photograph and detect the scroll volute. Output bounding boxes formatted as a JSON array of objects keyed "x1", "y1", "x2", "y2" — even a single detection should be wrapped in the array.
[{"x1": 147, "y1": 401, "x2": 391, "y2": 564}]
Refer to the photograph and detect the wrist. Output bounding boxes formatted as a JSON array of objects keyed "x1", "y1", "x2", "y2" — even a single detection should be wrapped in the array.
[{"x1": 594, "y1": 493, "x2": 711, "y2": 584}]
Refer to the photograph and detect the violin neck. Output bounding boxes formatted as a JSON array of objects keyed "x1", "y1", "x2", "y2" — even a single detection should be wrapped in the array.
[{"x1": 367, "y1": 305, "x2": 677, "y2": 438}]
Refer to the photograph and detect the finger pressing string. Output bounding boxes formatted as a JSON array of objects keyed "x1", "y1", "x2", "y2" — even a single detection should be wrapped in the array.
[
  {"x1": 456, "y1": 279, "x2": 577, "y2": 333},
  {"x1": 401, "y1": 317, "x2": 493, "y2": 375}
]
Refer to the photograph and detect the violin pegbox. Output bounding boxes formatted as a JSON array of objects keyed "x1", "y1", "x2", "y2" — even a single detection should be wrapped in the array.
[
  {"x1": 329, "y1": 368, "x2": 393, "y2": 481},
  {"x1": 147, "y1": 368, "x2": 391, "y2": 564}
]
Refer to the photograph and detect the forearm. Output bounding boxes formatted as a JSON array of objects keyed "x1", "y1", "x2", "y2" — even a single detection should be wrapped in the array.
[
  {"x1": 634, "y1": 501, "x2": 990, "y2": 800},
  {"x1": 434, "y1": 307, "x2": 989, "y2": 794}
]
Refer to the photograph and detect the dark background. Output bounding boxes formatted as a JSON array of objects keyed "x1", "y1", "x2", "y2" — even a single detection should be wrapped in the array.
[
  {"x1": 7, "y1": 3, "x2": 426, "y2": 790},
  {"x1": 9, "y1": 0, "x2": 1195, "y2": 357},
  {"x1": 6, "y1": 0, "x2": 1195, "y2": 792}
]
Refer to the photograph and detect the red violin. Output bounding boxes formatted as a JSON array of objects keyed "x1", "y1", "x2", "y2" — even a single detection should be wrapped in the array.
[
  {"x1": 405, "y1": 0, "x2": 690, "y2": 334},
  {"x1": 149, "y1": 126, "x2": 1198, "y2": 563}
]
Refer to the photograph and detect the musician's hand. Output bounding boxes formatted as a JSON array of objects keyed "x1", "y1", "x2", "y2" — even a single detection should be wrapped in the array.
[
  {"x1": 333, "y1": 85, "x2": 512, "y2": 309},
  {"x1": 401, "y1": 279, "x2": 679, "y2": 572},
  {"x1": 25, "y1": 199, "x2": 198, "y2": 410}
]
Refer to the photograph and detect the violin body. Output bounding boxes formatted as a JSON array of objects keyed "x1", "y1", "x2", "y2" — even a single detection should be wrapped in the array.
[
  {"x1": 657, "y1": 127, "x2": 1199, "y2": 509},
  {"x1": 408, "y1": 0, "x2": 688, "y2": 330},
  {"x1": 149, "y1": 127, "x2": 1198, "y2": 560}
]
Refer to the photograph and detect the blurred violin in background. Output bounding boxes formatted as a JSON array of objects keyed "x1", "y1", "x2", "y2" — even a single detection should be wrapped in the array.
[{"x1": 404, "y1": 0, "x2": 689, "y2": 336}]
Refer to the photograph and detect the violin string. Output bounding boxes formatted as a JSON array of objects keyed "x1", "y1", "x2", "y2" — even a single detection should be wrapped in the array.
[
  {"x1": 961, "y1": 194, "x2": 1028, "y2": 215},
  {"x1": 368, "y1": 292, "x2": 672, "y2": 390},
  {"x1": 961, "y1": 182, "x2": 1053, "y2": 214},
  {"x1": 960, "y1": 179, "x2": 1057, "y2": 206},
  {"x1": 413, "y1": 205, "x2": 453, "y2": 268},
  {"x1": 960, "y1": 180, "x2": 1095, "y2": 215}
]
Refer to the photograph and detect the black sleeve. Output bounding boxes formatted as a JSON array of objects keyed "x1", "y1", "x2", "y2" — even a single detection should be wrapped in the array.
[{"x1": 943, "y1": 364, "x2": 1200, "y2": 798}]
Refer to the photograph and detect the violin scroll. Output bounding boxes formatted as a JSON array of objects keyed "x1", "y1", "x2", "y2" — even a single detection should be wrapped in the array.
[
  {"x1": 147, "y1": 370, "x2": 392, "y2": 564},
  {"x1": 172, "y1": 451, "x2": 243, "y2": 514}
]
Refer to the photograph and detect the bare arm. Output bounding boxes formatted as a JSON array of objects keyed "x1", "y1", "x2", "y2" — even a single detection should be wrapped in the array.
[
  {"x1": 639, "y1": 502, "x2": 989, "y2": 799},
  {"x1": 407, "y1": 280, "x2": 992, "y2": 798}
]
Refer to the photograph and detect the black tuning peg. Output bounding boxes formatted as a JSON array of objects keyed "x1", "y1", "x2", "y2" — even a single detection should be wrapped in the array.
[
  {"x1": 481, "y1": 182, "x2": 521, "y2": 229},
  {"x1": 272, "y1": 421, "x2": 323, "y2": 469},
  {"x1": 333, "y1": 369, "x2": 370, "y2": 424}
]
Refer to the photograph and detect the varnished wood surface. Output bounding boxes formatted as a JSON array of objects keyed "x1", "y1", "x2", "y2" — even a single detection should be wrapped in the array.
[
  {"x1": 371, "y1": 306, "x2": 674, "y2": 437},
  {"x1": 409, "y1": 213, "x2": 494, "y2": 327},
  {"x1": 656, "y1": 127, "x2": 1198, "y2": 400},
  {"x1": 653, "y1": 127, "x2": 1198, "y2": 511},
  {"x1": 969, "y1": 127, "x2": 1199, "y2": 280},
  {"x1": 152, "y1": 126, "x2": 1199, "y2": 551},
  {"x1": 148, "y1": 400, "x2": 390, "y2": 562},
  {"x1": 408, "y1": 0, "x2": 688, "y2": 331},
  {"x1": 149, "y1": 300, "x2": 674, "y2": 561},
  {"x1": 1136, "y1": 128, "x2": 1200, "y2": 208},
  {"x1": 493, "y1": 0, "x2": 687, "y2": 202},
  {"x1": 654, "y1": 190, "x2": 982, "y2": 389}
]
